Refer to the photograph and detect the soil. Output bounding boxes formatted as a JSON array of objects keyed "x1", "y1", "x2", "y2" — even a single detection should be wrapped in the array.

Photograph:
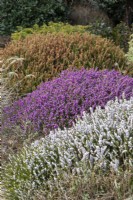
[{"x1": 0, "y1": 36, "x2": 10, "y2": 48}]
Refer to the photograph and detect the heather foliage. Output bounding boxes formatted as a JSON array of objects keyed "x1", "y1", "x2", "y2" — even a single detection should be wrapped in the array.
[
  {"x1": 89, "y1": 21, "x2": 133, "y2": 53},
  {"x1": 3, "y1": 69, "x2": 133, "y2": 134},
  {"x1": 11, "y1": 22, "x2": 133, "y2": 53},
  {"x1": 112, "y1": 22, "x2": 133, "y2": 52},
  {"x1": 1, "y1": 33, "x2": 126, "y2": 96},
  {"x1": 11, "y1": 22, "x2": 89, "y2": 40},
  {"x1": 126, "y1": 34, "x2": 133, "y2": 63},
  {"x1": 33, "y1": 169, "x2": 133, "y2": 200},
  {"x1": 2, "y1": 97, "x2": 133, "y2": 199}
]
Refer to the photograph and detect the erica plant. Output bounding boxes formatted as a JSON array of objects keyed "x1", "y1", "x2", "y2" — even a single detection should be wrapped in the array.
[
  {"x1": 3, "y1": 69, "x2": 133, "y2": 134},
  {"x1": 2, "y1": 97, "x2": 133, "y2": 199}
]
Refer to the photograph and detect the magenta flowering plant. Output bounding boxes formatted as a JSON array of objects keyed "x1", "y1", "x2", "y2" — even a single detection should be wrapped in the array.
[{"x1": 3, "y1": 69, "x2": 133, "y2": 134}]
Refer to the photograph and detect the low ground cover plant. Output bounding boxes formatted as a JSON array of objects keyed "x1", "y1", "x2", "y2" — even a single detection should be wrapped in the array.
[
  {"x1": 11, "y1": 22, "x2": 89, "y2": 40},
  {"x1": 2, "y1": 69, "x2": 133, "y2": 134},
  {"x1": 1, "y1": 32, "x2": 127, "y2": 96},
  {"x1": 2, "y1": 97, "x2": 133, "y2": 199}
]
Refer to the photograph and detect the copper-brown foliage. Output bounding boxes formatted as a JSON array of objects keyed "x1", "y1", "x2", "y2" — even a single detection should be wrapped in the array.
[
  {"x1": 2, "y1": 33, "x2": 127, "y2": 96},
  {"x1": 0, "y1": 48, "x2": 4, "y2": 58}
]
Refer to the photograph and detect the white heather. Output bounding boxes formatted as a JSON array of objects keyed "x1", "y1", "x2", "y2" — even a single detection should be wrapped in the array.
[
  {"x1": 29, "y1": 97, "x2": 133, "y2": 175},
  {"x1": 5, "y1": 97, "x2": 133, "y2": 197}
]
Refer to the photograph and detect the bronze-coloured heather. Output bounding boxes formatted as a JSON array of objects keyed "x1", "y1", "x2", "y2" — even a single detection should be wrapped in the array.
[
  {"x1": 3, "y1": 69, "x2": 133, "y2": 134},
  {"x1": 1, "y1": 32, "x2": 127, "y2": 96}
]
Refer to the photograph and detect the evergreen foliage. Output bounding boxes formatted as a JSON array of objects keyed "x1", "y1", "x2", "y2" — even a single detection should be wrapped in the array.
[{"x1": 0, "y1": 0, "x2": 68, "y2": 35}]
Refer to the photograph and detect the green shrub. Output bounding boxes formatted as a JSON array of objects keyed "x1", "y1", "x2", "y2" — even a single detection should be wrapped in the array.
[
  {"x1": 125, "y1": 34, "x2": 133, "y2": 77},
  {"x1": 1, "y1": 33, "x2": 127, "y2": 96},
  {"x1": 11, "y1": 22, "x2": 89, "y2": 40},
  {"x1": 0, "y1": 0, "x2": 68, "y2": 35},
  {"x1": 112, "y1": 22, "x2": 133, "y2": 52},
  {"x1": 88, "y1": 20, "x2": 113, "y2": 38},
  {"x1": 126, "y1": 34, "x2": 133, "y2": 63},
  {"x1": 88, "y1": 21, "x2": 133, "y2": 52},
  {"x1": 97, "y1": 0, "x2": 126, "y2": 25}
]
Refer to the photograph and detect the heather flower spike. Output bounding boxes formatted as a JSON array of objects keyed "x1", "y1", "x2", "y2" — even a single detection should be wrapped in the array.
[
  {"x1": 2, "y1": 69, "x2": 133, "y2": 133},
  {"x1": 2, "y1": 97, "x2": 133, "y2": 198}
]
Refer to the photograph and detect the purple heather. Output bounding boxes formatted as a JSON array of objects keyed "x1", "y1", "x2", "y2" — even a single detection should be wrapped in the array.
[{"x1": 3, "y1": 69, "x2": 133, "y2": 134}]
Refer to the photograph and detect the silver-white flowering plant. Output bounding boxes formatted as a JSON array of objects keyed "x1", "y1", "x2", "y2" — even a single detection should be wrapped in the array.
[{"x1": 2, "y1": 97, "x2": 133, "y2": 199}]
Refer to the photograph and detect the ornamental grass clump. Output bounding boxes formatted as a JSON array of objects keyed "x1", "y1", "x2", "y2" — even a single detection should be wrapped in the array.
[
  {"x1": 1, "y1": 32, "x2": 127, "y2": 96},
  {"x1": 2, "y1": 97, "x2": 133, "y2": 199},
  {"x1": 3, "y1": 69, "x2": 133, "y2": 134}
]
